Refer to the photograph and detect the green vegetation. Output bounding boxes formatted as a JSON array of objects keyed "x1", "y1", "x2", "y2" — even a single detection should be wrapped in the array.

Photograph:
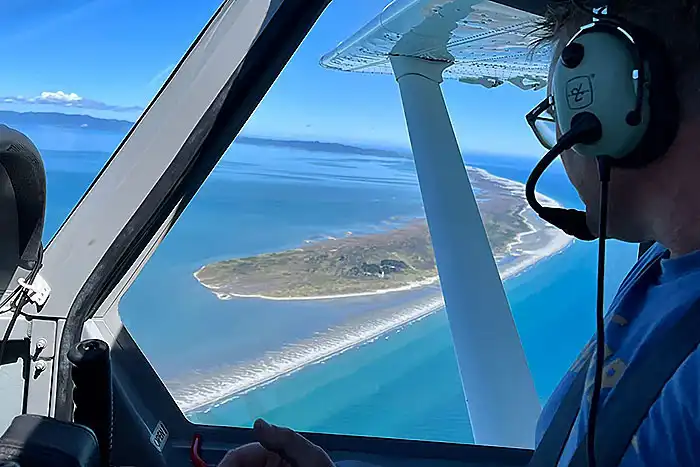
[{"x1": 195, "y1": 222, "x2": 436, "y2": 298}]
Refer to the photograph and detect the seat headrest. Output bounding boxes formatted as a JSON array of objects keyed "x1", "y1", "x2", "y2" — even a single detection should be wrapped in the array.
[{"x1": 0, "y1": 125, "x2": 46, "y2": 271}]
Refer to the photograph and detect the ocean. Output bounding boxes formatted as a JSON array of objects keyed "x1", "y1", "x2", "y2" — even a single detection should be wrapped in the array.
[{"x1": 34, "y1": 125, "x2": 639, "y2": 446}]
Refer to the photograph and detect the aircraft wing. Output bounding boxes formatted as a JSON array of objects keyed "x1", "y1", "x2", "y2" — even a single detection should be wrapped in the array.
[{"x1": 320, "y1": 0, "x2": 551, "y2": 90}]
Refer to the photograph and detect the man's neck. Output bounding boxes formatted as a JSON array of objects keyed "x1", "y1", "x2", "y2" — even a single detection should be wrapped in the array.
[
  {"x1": 656, "y1": 223, "x2": 700, "y2": 258},
  {"x1": 647, "y1": 124, "x2": 700, "y2": 258}
]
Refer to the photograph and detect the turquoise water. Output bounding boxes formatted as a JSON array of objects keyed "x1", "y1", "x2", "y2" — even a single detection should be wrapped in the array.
[{"x1": 33, "y1": 126, "x2": 638, "y2": 446}]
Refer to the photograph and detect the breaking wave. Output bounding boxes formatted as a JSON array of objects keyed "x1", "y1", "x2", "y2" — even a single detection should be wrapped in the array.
[{"x1": 169, "y1": 294, "x2": 445, "y2": 413}]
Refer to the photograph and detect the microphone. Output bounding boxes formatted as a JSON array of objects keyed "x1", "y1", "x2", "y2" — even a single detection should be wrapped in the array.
[
  {"x1": 525, "y1": 112, "x2": 602, "y2": 241},
  {"x1": 535, "y1": 206, "x2": 595, "y2": 241}
]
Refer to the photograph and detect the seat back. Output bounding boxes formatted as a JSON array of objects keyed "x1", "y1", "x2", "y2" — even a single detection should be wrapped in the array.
[{"x1": 0, "y1": 124, "x2": 46, "y2": 299}]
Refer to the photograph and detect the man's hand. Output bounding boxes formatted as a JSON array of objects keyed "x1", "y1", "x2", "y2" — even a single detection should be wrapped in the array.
[{"x1": 217, "y1": 419, "x2": 335, "y2": 467}]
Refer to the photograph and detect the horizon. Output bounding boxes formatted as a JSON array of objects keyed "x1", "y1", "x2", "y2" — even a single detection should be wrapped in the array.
[
  {"x1": 1, "y1": 0, "x2": 549, "y2": 158},
  {"x1": 4, "y1": 109, "x2": 549, "y2": 163}
]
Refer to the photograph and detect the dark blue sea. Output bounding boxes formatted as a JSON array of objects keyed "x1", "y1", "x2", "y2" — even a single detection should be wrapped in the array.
[{"x1": 29, "y1": 125, "x2": 638, "y2": 446}]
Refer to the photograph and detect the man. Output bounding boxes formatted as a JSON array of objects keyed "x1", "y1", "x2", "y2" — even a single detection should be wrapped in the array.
[{"x1": 219, "y1": 0, "x2": 700, "y2": 465}]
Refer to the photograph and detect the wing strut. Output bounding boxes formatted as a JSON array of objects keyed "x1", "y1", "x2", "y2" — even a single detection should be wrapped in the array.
[{"x1": 391, "y1": 54, "x2": 541, "y2": 449}]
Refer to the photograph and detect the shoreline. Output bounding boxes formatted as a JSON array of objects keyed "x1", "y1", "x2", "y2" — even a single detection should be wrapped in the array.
[
  {"x1": 174, "y1": 170, "x2": 574, "y2": 414},
  {"x1": 206, "y1": 275, "x2": 440, "y2": 301}
]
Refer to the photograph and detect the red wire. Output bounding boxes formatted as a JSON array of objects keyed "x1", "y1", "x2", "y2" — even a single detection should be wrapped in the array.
[{"x1": 190, "y1": 434, "x2": 210, "y2": 467}]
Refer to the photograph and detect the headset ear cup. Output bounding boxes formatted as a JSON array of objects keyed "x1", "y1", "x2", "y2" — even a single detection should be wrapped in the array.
[{"x1": 619, "y1": 25, "x2": 680, "y2": 168}]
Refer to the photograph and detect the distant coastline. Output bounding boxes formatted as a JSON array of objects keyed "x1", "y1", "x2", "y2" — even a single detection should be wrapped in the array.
[
  {"x1": 235, "y1": 136, "x2": 410, "y2": 159},
  {"x1": 0, "y1": 110, "x2": 135, "y2": 133},
  {"x1": 0, "y1": 110, "x2": 410, "y2": 159}
]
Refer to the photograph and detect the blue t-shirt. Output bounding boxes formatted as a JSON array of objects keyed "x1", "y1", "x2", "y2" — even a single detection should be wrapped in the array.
[{"x1": 536, "y1": 242, "x2": 700, "y2": 466}]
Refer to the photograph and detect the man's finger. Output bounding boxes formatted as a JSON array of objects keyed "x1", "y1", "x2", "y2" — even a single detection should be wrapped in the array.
[{"x1": 253, "y1": 419, "x2": 333, "y2": 467}]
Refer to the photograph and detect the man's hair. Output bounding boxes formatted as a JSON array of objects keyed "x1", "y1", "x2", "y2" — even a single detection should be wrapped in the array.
[
  {"x1": 533, "y1": 1, "x2": 700, "y2": 105},
  {"x1": 532, "y1": 1, "x2": 588, "y2": 47}
]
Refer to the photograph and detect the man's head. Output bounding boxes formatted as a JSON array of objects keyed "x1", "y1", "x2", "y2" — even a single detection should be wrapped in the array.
[{"x1": 536, "y1": 1, "x2": 700, "y2": 252}]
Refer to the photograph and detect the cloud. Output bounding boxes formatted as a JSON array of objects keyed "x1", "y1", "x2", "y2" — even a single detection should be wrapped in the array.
[{"x1": 1, "y1": 91, "x2": 142, "y2": 113}]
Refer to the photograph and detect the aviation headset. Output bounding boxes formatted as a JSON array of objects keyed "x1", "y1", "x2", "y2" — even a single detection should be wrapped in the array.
[
  {"x1": 524, "y1": 6, "x2": 680, "y2": 467},
  {"x1": 554, "y1": 16, "x2": 679, "y2": 168},
  {"x1": 526, "y1": 11, "x2": 680, "y2": 241}
]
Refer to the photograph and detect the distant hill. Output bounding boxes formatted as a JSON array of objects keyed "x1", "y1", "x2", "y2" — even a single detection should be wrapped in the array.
[
  {"x1": 0, "y1": 110, "x2": 410, "y2": 158},
  {"x1": 235, "y1": 136, "x2": 411, "y2": 159},
  {"x1": 0, "y1": 110, "x2": 134, "y2": 133}
]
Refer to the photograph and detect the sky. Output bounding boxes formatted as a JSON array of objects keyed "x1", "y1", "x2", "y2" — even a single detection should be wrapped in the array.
[{"x1": 0, "y1": 0, "x2": 551, "y2": 157}]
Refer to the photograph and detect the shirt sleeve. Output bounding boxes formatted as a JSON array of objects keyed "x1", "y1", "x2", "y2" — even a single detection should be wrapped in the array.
[{"x1": 535, "y1": 338, "x2": 595, "y2": 446}]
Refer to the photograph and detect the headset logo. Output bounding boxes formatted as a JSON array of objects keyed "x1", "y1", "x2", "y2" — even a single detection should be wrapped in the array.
[{"x1": 566, "y1": 76, "x2": 593, "y2": 110}]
